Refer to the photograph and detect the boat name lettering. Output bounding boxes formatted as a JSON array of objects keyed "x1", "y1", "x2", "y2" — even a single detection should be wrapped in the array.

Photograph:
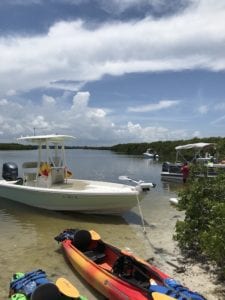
[
  {"x1": 103, "y1": 280, "x2": 130, "y2": 300},
  {"x1": 63, "y1": 195, "x2": 78, "y2": 199}
]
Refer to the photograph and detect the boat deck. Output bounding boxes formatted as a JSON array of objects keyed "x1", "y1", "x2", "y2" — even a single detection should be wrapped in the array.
[
  {"x1": 51, "y1": 180, "x2": 89, "y2": 190},
  {"x1": 14, "y1": 178, "x2": 138, "y2": 194}
]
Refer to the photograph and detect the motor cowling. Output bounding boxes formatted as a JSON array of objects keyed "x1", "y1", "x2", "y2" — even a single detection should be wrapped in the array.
[{"x1": 2, "y1": 162, "x2": 18, "y2": 181}]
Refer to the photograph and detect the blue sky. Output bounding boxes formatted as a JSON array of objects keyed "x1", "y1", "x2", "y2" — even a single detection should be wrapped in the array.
[{"x1": 0, "y1": 0, "x2": 225, "y2": 145}]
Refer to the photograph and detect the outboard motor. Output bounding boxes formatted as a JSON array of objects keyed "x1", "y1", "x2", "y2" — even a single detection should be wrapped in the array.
[
  {"x1": 2, "y1": 162, "x2": 18, "y2": 181},
  {"x1": 162, "y1": 162, "x2": 169, "y2": 172}
]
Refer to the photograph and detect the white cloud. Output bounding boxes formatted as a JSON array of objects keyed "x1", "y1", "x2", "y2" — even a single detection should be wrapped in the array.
[
  {"x1": 128, "y1": 100, "x2": 180, "y2": 112},
  {"x1": 71, "y1": 92, "x2": 90, "y2": 111},
  {"x1": 0, "y1": 98, "x2": 8, "y2": 106},
  {"x1": 0, "y1": 0, "x2": 225, "y2": 96},
  {"x1": 50, "y1": 80, "x2": 86, "y2": 91},
  {"x1": 197, "y1": 105, "x2": 208, "y2": 114},
  {"x1": 113, "y1": 121, "x2": 191, "y2": 143},
  {"x1": 1, "y1": 0, "x2": 224, "y2": 143},
  {"x1": 42, "y1": 94, "x2": 56, "y2": 105},
  {"x1": 0, "y1": 92, "x2": 191, "y2": 144}
]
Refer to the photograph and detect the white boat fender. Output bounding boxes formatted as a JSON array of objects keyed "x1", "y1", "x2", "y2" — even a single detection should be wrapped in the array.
[{"x1": 169, "y1": 197, "x2": 179, "y2": 205}]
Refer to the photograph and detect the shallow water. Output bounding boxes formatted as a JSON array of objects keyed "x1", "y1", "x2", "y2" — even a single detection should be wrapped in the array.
[{"x1": 0, "y1": 150, "x2": 182, "y2": 299}]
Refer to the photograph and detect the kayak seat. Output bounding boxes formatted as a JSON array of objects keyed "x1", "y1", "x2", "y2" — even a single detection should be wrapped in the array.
[
  {"x1": 112, "y1": 256, "x2": 150, "y2": 289},
  {"x1": 84, "y1": 250, "x2": 106, "y2": 263},
  {"x1": 84, "y1": 242, "x2": 106, "y2": 263}
]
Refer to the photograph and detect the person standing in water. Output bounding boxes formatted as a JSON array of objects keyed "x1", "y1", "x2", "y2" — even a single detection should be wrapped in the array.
[{"x1": 181, "y1": 162, "x2": 189, "y2": 183}]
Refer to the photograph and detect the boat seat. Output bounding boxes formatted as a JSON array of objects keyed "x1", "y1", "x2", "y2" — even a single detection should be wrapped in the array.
[
  {"x1": 112, "y1": 255, "x2": 150, "y2": 288},
  {"x1": 84, "y1": 250, "x2": 106, "y2": 263},
  {"x1": 24, "y1": 172, "x2": 36, "y2": 181},
  {"x1": 22, "y1": 161, "x2": 38, "y2": 168},
  {"x1": 52, "y1": 156, "x2": 62, "y2": 167},
  {"x1": 73, "y1": 230, "x2": 106, "y2": 263}
]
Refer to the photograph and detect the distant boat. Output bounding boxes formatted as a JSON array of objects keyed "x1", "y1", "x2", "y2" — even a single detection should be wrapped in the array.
[
  {"x1": 143, "y1": 148, "x2": 159, "y2": 159},
  {"x1": 161, "y1": 142, "x2": 218, "y2": 182},
  {"x1": 161, "y1": 161, "x2": 183, "y2": 182},
  {"x1": 0, "y1": 134, "x2": 155, "y2": 215}
]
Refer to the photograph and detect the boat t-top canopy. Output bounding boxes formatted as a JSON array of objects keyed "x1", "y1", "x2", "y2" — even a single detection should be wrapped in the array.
[
  {"x1": 175, "y1": 142, "x2": 217, "y2": 163},
  {"x1": 17, "y1": 134, "x2": 75, "y2": 144},
  {"x1": 17, "y1": 134, "x2": 76, "y2": 178},
  {"x1": 175, "y1": 142, "x2": 215, "y2": 151}
]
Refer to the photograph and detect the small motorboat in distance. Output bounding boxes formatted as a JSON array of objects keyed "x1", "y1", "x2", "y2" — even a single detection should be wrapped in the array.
[
  {"x1": 55, "y1": 228, "x2": 206, "y2": 300},
  {"x1": 0, "y1": 134, "x2": 155, "y2": 215},
  {"x1": 143, "y1": 149, "x2": 159, "y2": 160}
]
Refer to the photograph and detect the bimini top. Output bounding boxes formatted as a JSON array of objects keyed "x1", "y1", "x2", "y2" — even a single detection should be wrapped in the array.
[
  {"x1": 175, "y1": 142, "x2": 215, "y2": 151},
  {"x1": 17, "y1": 134, "x2": 75, "y2": 144}
]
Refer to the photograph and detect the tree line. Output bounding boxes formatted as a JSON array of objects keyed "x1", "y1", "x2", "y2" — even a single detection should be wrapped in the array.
[
  {"x1": 111, "y1": 136, "x2": 225, "y2": 161},
  {"x1": 2, "y1": 136, "x2": 225, "y2": 161}
]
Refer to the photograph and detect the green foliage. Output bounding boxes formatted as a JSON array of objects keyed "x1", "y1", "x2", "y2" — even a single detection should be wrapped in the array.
[
  {"x1": 111, "y1": 136, "x2": 225, "y2": 160},
  {"x1": 0, "y1": 143, "x2": 35, "y2": 150},
  {"x1": 3, "y1": 136, "x2": 225, "y2": 157},
  {"x1": 174, "y1": 173, "x2": 225, "y2": 278}
]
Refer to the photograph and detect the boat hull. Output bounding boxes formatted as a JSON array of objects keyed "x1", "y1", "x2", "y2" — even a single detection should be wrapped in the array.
[
  {"x1": 161, "y1": 162, "x2": 183, "y2": 183},
  {"x1": 161, "y1": 171, "x2": 183, "y2": 182},
  {"x1": 0, "y1": 179, "x2": 141, "y2": 215}
]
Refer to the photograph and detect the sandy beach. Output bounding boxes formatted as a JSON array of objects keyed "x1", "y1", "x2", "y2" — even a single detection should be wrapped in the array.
[{"x1": 131, "y1": 199, "x2": 225, "y2": 300}]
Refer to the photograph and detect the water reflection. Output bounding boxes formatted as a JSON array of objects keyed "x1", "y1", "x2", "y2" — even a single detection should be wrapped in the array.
[{"x1": 161, "y1": 181, "x2": 183, "y2": 192}]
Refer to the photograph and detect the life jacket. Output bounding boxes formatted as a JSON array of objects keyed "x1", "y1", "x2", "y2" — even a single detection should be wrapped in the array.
[
  {"x1": 9, "y1": 269, "x2": 50, "y2": 297},
  {"x1": 149, "y1": 278, "x2": 206, "y2": 300}
]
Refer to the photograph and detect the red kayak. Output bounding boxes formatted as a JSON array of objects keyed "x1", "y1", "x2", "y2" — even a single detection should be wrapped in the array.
[{"x1": 55, "y1": 229, "x2": 206, "y2": 300}]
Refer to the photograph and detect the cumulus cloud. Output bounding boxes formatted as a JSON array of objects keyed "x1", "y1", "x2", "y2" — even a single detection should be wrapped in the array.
[
  {"x1": 0, "y1": 0, "x2": 224, "y2": 143},
  {"x1": 0, "y1": 91, "x2": 192, "y2": 144},
  {"x1": 71, "y1": 92, "x2": 90, "y2": 111},
  {"x1": 112, "y1": 121, "x2": 191, "y2": 143},
  {"x1": 128, "y1": 100, "x2": 180, "y2": 112},
  {"x1": 0, "y1": 0, "x2": 225, "y2": 96}
]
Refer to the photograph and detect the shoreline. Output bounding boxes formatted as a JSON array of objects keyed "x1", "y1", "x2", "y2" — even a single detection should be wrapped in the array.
[{"x1": 131, "y1": 205, "x2": 224, "y2": 300}]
